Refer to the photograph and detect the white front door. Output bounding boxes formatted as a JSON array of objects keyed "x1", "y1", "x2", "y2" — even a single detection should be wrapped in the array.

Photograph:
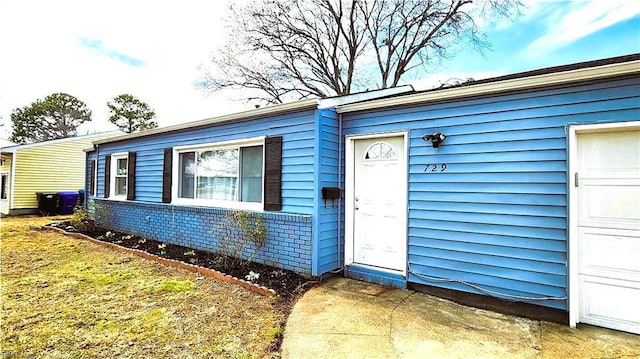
[
  {"x1": 577, "y1": 129, "x2": 640, "y2": 334},
  {"x1": 351, "y1": 136, "x2": 406, "y2": 271}
]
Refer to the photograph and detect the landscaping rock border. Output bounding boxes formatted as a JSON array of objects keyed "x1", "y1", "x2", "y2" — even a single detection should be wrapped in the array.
[{"x1": 44, "y1": 226, "x2": 277, "y2": 297}]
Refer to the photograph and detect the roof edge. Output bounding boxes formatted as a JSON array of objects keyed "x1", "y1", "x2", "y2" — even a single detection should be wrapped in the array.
[
  {"x1": 337, "y1": 55, "x2": 640, "y2": 114},
  {"x1": 94, "y1": 98, "x2": 319, "y2": 145},
  {"x1": 317, "y1": 85, "x2": 415, "y2": 108},
  {"x1": 1, "y1": 131, "x2": 121, "y2": 153}
]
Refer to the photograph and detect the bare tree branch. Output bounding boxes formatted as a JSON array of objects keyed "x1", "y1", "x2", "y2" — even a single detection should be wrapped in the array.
[{"x1": 201, "y1": 0, "x2": 521, "y2": 104}]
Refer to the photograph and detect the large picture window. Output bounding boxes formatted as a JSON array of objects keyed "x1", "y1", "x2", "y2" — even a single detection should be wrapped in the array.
[{"x1": 176, "y1": 140, "x2": 264, "y2": 208}]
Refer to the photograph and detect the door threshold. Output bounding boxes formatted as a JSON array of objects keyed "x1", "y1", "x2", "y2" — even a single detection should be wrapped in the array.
[
  {"x1": 345, "y1": 264, "x2": 407, "y2": 288},
  {"x1": 349, "y1": 263, "x2": 404, "y2": 275}
]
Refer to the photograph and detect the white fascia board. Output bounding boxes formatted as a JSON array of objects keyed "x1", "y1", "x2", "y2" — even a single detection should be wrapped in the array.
[
  {"x1": 1, "y1": 131, "x2": 121, "y2": 152},
  {"x1": 93, "y1": 99, "x2": 320, "y2": 145},
  {"x1": 337, "y1": 60, "x2": 640, "y2": 114},
  {"x1": 317, "y1": 85, "x2": 415, "y2": 109}
]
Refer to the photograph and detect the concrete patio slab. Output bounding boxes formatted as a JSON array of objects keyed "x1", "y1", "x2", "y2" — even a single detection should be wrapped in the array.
[{"x1": 281, "y1": 277, "x2": 640, "y2": 358}]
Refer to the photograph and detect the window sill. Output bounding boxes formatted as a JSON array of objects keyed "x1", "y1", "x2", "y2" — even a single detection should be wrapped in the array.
[
  {"x1": 172, "y1": 198, "x2": 263, "y2": 212},
  {"x1": 106, "y1": 196, "x2": 128, "y2": 202}
]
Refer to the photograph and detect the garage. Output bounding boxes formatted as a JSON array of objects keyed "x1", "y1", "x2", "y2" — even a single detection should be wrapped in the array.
[{"x1": 572, "y1": 125, "x2": 640, "y2": 334}]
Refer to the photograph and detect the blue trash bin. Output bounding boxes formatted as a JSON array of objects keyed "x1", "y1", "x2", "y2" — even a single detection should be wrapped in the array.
[{"x1": 58, "y1": 191, "x2": 80, "y2": 215}]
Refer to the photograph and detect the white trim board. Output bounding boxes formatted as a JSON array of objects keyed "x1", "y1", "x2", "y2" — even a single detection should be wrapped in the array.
[
  {"x1": 344, "y1": 130, "x2": 409, "y2": 276},
  {"x1": 337, "y1": 60, "x2": 640, "y2": 114},
  {"x1": 567, "y1": 120, "x2": 640, "y2": 329}
]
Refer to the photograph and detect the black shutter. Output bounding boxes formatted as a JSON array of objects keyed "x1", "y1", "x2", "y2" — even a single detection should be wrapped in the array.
[
  {"x1": 89, "y1": 160, "x2": 96, "y2": 196},
  {"x1": 263, "y1": 136, "x2": 282, "y2": 211},
  {"x1": 126, "y1": 152, "x2": 136, "y2": 200},
  {"x1": 162, "y1": 148, "x2": 173, "y2": 203},
  {"x1": 104, "y1": 155, "x2": 111, "y2": 198}
]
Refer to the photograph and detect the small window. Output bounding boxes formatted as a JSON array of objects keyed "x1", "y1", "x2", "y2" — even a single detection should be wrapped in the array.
[
  {"x1": 363, "y1": 141, "x2": 397, "y2": 160},
  {"x1": 176, "y1": 140, "x2": 264, "y2": 208},
  {"x1": 1, "y1": 174, "x2": 8, "y2": 200},
  {"x1": 110, "y1": 153, "x2": 128, "y2": 198}
]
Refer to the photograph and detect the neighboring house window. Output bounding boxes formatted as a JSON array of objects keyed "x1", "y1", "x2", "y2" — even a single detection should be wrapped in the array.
[
  {"x1": 175, "y1": 139, "x2": 264, "y2": 209},
  {"x1": 1, "y1": 173, "x2": 7, "y2": 200}
]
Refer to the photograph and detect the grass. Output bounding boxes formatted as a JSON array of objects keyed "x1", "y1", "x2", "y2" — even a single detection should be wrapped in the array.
[{"x1": 1, "y1": 216, "x2": 283, "y2": 358}]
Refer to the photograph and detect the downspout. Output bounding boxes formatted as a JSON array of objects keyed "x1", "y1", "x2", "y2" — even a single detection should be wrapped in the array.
[
  {"x1": 94, "y1": 144, "x2": 100, "y2": 207},
  {"x1": 312, "y1": 110, "x2": 322, "y2": 276},
  {"x1": 338, "y1": 112, "x2": 344, "y2": 268}
]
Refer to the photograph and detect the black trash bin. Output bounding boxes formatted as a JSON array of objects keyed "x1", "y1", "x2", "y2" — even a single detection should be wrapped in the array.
[
  {"x1": 36, "y1": 192, "x2": 59, "y2": 216},
  {"x1": 58, "y1": 191, "x2": 80, "y2": 215}
]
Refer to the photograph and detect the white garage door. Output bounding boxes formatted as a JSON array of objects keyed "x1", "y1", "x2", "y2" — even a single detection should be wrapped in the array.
[{"x1": 577, "y1": 129, "x2": 640, "y2": 334}]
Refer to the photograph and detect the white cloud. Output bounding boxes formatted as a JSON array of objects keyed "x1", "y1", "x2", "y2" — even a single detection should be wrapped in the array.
[
  {"x1": 0, "y1": 0, "x2": 245, "y2": 138},
  {"x1": 525, "y1": 0, "x2": 640, "y2": 55}
]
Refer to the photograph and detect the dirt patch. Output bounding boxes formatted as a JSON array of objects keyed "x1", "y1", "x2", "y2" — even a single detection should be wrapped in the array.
[{"x1": 1, "y1": 216, "x2": 290, "y2": 358}]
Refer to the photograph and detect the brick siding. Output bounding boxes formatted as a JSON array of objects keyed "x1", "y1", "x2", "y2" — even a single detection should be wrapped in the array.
[{"x1": 93, "y1": 199, "x2": 313, "y2": 275}]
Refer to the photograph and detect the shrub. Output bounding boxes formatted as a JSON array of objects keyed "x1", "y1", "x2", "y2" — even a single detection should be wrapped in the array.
[
  {"x1": 217, "y1": 211, "x2": 268, "y2": 269},
  {"x1": 70, "y1": 208, "x2": 95, "y2": 233}
]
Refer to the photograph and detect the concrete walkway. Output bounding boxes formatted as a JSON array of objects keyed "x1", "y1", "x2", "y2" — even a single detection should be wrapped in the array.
[{"x1": 281, "y1": 277, "x2": 640, "y2": 358}]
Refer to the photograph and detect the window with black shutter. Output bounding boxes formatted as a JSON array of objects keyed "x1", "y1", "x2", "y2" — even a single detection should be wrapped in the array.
[
  {"x1": 162, "y1": 148, "x2": 172, "y2": 203},
  {"x1": 171, "y1": 136, "x2": 281, "y2": 211},
  {"x1": 104, "y1": 155, "x2": 111, "y2": 198},
  {"x1": 126, "y1": 152, "x2": 136, "y2": 200},
  {"x1": 106, "y1": 153, "x2": 134, "y2": 200},
  {"x1": 263, "y1": 136, "x2": 282, "y2": 211}
]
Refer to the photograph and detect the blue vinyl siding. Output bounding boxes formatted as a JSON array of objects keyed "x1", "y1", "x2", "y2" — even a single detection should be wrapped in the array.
[
  {"x1": 85, "y1": 152, "x2": 97, "y2": 197},
  {"x1": 90, "y1": 110, "x2": 317, "y2": 214},
  {"x1": 313, "y1": 108, "x2": 342, "y2": 275},
  {"x1": 342, "y1": 76, "x2": 640, "y2": 310}
]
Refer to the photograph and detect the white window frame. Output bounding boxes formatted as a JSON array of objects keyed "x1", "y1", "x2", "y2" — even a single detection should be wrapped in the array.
[
  {"x1": 172, "y1": 137, "x2": 265, "y2": 211},
  {"x1": 110, "y1": 152, "x2": 128, "y2": 200}
]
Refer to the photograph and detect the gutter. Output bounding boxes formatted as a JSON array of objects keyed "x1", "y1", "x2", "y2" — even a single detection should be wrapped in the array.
[
  {"x1": 337, "y1": 58, "x2": 640, "y2": 114},
  {"x1": 93, "y1": 99, "x2": 320, "y2": 145}
]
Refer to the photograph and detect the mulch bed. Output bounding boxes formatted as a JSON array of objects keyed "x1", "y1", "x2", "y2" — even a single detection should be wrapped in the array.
[{"x1": 47, "y1": 221, "x2": 318, "y2": 299}]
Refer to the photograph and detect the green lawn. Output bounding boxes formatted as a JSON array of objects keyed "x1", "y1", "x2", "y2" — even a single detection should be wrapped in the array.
[{"x1": 1, "y1": 216, "x2": 282, "y2": 358}]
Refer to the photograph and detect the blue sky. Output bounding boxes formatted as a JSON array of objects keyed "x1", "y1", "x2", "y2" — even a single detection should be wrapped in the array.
[
  {"x1": 0, "y1": 0, "x2": 638, "y2": 139},
  {"x1": 413, "y1": 0, "x2": 640, "y2": 88}
]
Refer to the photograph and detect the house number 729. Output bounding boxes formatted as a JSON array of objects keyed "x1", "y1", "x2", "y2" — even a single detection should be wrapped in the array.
[{"x1": 424, "y1": 163, "x2": 447, "y2": 172}]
